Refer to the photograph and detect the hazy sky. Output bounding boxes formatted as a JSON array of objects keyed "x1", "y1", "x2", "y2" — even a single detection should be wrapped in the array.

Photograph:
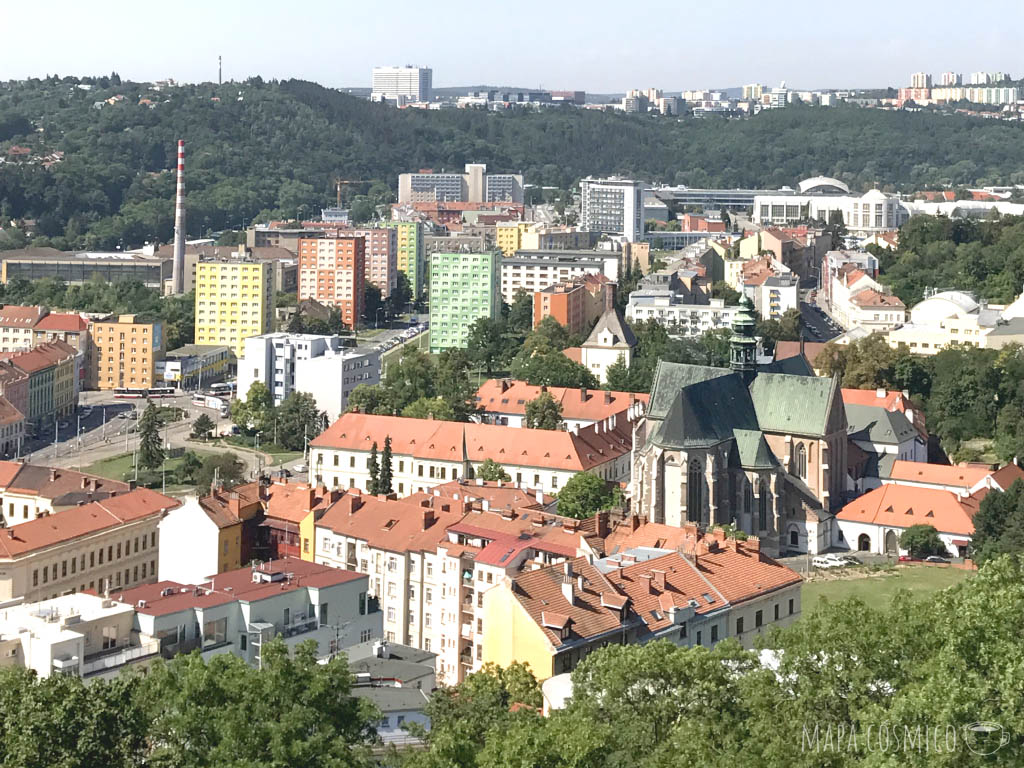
[{"x1": 4, "y1": 0, "x2": 1021, "y2": 92}]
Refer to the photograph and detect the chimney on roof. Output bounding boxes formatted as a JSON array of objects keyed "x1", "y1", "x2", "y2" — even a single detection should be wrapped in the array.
[
  {"x1": 228, "y1": 492, "x2": 240, "y2": 517},
  {"x1": 712, "y1": 527, "x2": 727, "y2": 544},
  {"x1": 307, "y1": 485, "x2": 317, "y2": 508},
  {"x1": 128, "y1": 480, "x2": 137, "y2": 491},
  {"x1": 579, "y1": 387, "x2": 588, "y2": 402},
  {"x1": 876, "y1": 388, "x2": 886, "y2": 399},
  {"x1": 604, "y1": 390, "x2": 612, "y2": 405},
  {"x1": 638, "y1": 573, "x2": 654, "y2": 594},
  {"x1": 80, "y1": 476, "x2": 88, "y2": 490},
  {"x1": 540, "y1": 384, "x2": 547, "y2": 394},
  {"x1": 561, "y1": 562, "x2": 575, "y2": 605},
  {"x1": 651, "y1": 569, "x2": 666, "y2": 591},
  {"x1": 500, "y1": 379, "x2": 511, "y2": 393},
  {"x1": 629, "y1": 514, "x2": 641, "y2": 532},
  {"x1": 596, "y1": 510, "x2": 609, "y2": 538},
  {"x1": 49, "y1": 468, "x2": 57, "y2": 482},
  {"x1": 746, "y1": 536, "x2": 761, "y2": 555},
  {"x1": 422, "y1": 508, "x2": 435, "y2": 530},
  {"x1": 605, "y1": 285, "x2": 615, "y2": 312}
]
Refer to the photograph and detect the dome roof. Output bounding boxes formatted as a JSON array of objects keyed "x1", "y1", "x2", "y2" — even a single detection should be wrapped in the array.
[
  {"x1": 910, "y1": 291, "x2": 980, "y2": 324},
  {"x1": 797, "y1": 176, "x2": 850, "y2": 195}
]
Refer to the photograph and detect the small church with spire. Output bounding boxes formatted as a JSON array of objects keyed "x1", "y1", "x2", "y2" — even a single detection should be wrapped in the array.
[
  {"x1": 564, "y1": 289, "x2": 637, "y2": 384},
  {"x1": 628, "y1": 300, "x2": 847, "y2": 556}
]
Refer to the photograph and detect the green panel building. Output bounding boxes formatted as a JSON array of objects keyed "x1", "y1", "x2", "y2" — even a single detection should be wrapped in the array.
[
  {"x1": 385, "y1": 221, "x2": 426, "y2": 299},
  {"x1": 429, "y1": 251, "x2": 501, "y2": 354}
]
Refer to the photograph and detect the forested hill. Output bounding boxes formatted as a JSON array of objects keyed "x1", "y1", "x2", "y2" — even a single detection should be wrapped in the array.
[{"x1": 2, "y1": 76, "x2": 1024, "y2": 250}]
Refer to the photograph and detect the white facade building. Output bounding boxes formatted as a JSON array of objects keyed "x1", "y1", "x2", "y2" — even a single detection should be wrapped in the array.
[
  {"x1": 157, "y1": 496, "x2": 222, "y2": 584},
  {"x1": 398, "y1": 164, "x2": 524, "y2": 204},
  {"x1": 747, "y1": 274, "x2": 799, "y2": 321},
  {"x1": 580, "y1": 177, "x2": 645, "y2": 242},
  {"x1": 500, "y1": 251, "x2": 618, "y2": 304},
  {"x1": 371, "y1": 66, "x2": 432, "y2": 102},
  {"x1": 236, "y1": 333, "x2": 380, "y2": 420},
  {"x1": 626, "y1": 293, "x2": 739, "y2": 336},
  {"x1": 753, "y1": 184, "x2": 909, "y2": 235}
]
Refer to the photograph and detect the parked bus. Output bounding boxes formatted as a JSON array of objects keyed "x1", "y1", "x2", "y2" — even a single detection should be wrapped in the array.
[
  {"x1": 210, "y1": 382, "x2": 237, "y2": 397},
  {"x1": 114, "y1": 386, "x2": 176, "y2": 399},
  {"x1": 192, "y1": 394, "x2": 230, "y2": 418}
]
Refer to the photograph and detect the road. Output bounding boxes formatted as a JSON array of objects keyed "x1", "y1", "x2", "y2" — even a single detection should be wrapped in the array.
[
  {"x1": 798, "y1": 290, "x2": 843, "y2": 343},
  {"x1": 30, "y1": 390, "x2": 305, "y2": 485}
]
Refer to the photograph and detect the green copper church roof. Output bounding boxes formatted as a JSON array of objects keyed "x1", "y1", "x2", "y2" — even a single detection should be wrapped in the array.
[
  {"x1": 748, "y1": 373, "x2": 838, "y2": 437},
  {"x1": 733, "y1": 428, "x2": 780, "y2": 469},
  {"x1": 647, "y1": 361, "x2": 732, "y2": 421}
]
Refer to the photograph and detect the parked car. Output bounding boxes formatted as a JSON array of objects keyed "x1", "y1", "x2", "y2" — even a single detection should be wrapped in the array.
[
  {"x1": 812, "y1": 556, "x2": 840, "y2": 569},
  {"x1": 925, "y1": 555, "x2": 950, "y2": 563},
  {"x1": 821, "y1": 554, "x2": 851, "y2": 566},
  {"x1": 292, "y1": 463, "x2": 308, "y2": 474}
]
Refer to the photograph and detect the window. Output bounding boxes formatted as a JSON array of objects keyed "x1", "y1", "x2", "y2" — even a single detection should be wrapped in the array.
[
  {"x1": 758, "y1": 482, "x2": 769, "y2": 531},
  {"x1": 32, "y1": 569, "x2": 38, "y2": 587},
  {"x1": 755, "y1": 610, "x2": 763, "y2": 628},
  {"x1": 360, "y1": 629, "x2": 372, "y2": 643},
  {"x1": 795, "y1": 443, "x2": 807, "y2": 480},
  {"x1": 788, "y1": 598, "x2": 795, "y2": 616},
  {"x1": 687, "y1": 460, "x2": 703, "y2": 522},
  {"x1": 359, "y1": 592, "x2": 368, "y2": 615},
  {"x1": 102, "y1": 625, "x2": 117, "y2": 650},
  {"x1": 696, "y1": 630, "x2": 702, "y2": 646},
  {"x1": 203, "y1": 617, "x2": 227, "y2": 646},
  {"x1": 240, "y1": 634, "x2": 247, "y2": 651},
  {"x1": 736, "y1": 617, "x2": 744, "y2": 635},
  {"x1": 320, "y1": 603, "x2": 328, "y2": 626},
  {"x1": 711, "y1": 625, "x2": 719, "y2": 643},
  {"x1": 774, "y1": 603, "x2": 780, "y2": 621},
  {"x1": 303, "y1": 538, "x2": 309, "y2": 554}
]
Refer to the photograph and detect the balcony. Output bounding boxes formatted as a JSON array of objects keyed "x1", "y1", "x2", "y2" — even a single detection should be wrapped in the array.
[
  {"x1": 460, "y1": 623, "x2": 473, "y2": 640},
  {"x1": 82, "y1": 639, "x2": 161, "y2": 676},
  {"x1": 281, "y1": 614, "x2": 319, "y2": 638}
]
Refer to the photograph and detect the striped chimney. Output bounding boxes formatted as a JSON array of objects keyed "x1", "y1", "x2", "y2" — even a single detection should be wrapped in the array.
[{"x1": 171, "y1": 139, "x2": 186, "y2": 294}]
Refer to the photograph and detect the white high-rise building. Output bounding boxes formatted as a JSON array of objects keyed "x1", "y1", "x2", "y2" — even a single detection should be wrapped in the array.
[
  {"x1": 580, "y1": 177, "x2": 645, "y2": 242},
  {"x1": 236, "y1": 333, "x2": 380, "y2": 421},
  {"x1": 910, "y1": 72, "x2": 932, "y2": 89},
  {"x1": 371, "y1": 66, "x2": 432, "y2": 103},
  {"x1": 939, "y1": 71, "x2": 962, "y2": 86},
  {"x1": 397, "y1": 164, "x2": 523, "y2": 204}
]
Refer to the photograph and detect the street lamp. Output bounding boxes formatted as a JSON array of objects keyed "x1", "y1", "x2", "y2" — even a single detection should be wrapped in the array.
[{"x1": 375, "y1": 307, "x2": 384, "y2": 329}]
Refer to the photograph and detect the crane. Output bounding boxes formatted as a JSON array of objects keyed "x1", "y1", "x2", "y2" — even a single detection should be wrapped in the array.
[{"x1": 333, "y1": 178, "x2": 376, "y2": 207}]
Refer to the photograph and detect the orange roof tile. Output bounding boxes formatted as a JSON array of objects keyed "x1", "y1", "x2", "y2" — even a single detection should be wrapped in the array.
[
  {"x1": 841, "y1": 388, "x2": 925, "y2": 436},
  {"x1": 851, "y1": 289, "x2": 904, "y2": 308},
  {"x1": 887, "y1": 460, "x2": 990, "y2": 489},
  {"x1": 0, "y1": 487, "x2": 179, "y2": 558},
  {"x1": 311, "y1": 413, "x2": 632, "y2": 472},
  {"x1": 775, "y1": 340, "x2": 828, "y2": 368},
  {"x1": 0, "y1": 305, "x2": 46, "y2": 328},
  {"x1": 34, "y1": 313, "x2": 88, "y2": 332},
  {"x1": 110, "y1": 557, "x2": 363, "y2": 617},
  {"x1": 475, "y1": 379, "x2": 647, "y2": 421},
  {"x1": 836, "y1": 484, "x2": 974, "y2": 536}
]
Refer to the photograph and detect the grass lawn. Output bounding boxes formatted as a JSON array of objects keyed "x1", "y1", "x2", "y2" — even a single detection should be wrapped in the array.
[
  {"x1": 84, "y1": 450, "x2": 218, "y2": 491},
  {"x1": 802, "y1": 565, "x2": 972, "y2": 614},
  {"x1": 220, "y1": 435, "x2": 303, "y2": 465}
]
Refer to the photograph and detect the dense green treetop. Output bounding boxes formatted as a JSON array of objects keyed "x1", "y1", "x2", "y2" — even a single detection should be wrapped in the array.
[{"x1": 4, "y1": 77, "x2": 1024, "y2": 250}]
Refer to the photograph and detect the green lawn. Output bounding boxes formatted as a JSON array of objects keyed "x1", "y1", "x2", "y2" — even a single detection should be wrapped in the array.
[
  {"x1": 84, "y1": 450, "x2": 218, "y2": 492},
  {"x1": 802, "y1": 566, "x2": 972, "y2": 614},
  {"x1": 220, "y1": 435, "x2": 303, "y2": 465}
]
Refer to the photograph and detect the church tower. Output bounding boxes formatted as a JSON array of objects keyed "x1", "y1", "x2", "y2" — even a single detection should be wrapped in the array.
[{"x1": 730, "y1": 297, "x2": 758, "y2": 385}]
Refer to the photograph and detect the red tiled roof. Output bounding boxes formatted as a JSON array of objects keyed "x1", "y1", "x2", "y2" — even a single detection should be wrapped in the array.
[
  {"x1": 0, "y1": 396, "x2": 24, "y2": 427},
  {"x1": 109, "y1": 557, "x2": 363, "y2": 617},
  {"x1": 561, "y1": 347, "x2": 583, "y2": 363},
  {"x1": 0, "y1": 341, "x2": 76, "y2": 374},
  {"x1": 475, "y1": 379, "x2": 647, "y2": 421},
  {"x1": 34, "y1": 313, "x2": 88, "y2": 332},
  {"x1": 836, "y1": 484, "x2": 974, "y2": 536},
  {"x1": 0, "y1": 462, "x2": 129, "y2": 500},
  {"x1": 0, "y1": 305, "x2": 46, "y2": 328},
  {"x1": 887, "y1": 460, "x2": 989, "y2": 489},
  {"x1": 311, "y1": 413, "x2": 632, "y2": 472},
  {"x1": 775, "y1": 340, "x2": 828, "y2": 368},
  {"x1": 0, "y1": 487, "x2": 179, "y2": 558},
  {"x1": 841, "y1": 388, "x2": 926, "y2": 436},
  {"x1": 851, "y1": 289, "x2": 904, "y2": 309},
  {"x1": 989, "y1": 464, "x2": 1024, "y2": 491}
]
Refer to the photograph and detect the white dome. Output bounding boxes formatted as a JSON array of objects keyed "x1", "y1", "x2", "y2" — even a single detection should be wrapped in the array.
[
  {"x1": 797, "y1": 176, "x2": 850, "y2": 195},
  {"x1": 910, "y1": 291, "x2": 980, "y2": 324}
]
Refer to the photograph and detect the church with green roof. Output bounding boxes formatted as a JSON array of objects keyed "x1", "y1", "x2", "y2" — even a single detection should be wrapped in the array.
[{"x1": 629, "y1": 301, "x2": 847, "y2": 556}]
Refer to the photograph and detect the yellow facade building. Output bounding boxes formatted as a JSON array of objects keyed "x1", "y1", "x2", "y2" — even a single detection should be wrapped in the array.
[
  {"x1": 89, "y1": 315, "x2": 165, "y2": 390},
  {"x1": 495, "y1": 222, "x2": 531, "y2": 257},
  {"x1": 194, "y1": 260, "x2": 274, "y2": 357}
]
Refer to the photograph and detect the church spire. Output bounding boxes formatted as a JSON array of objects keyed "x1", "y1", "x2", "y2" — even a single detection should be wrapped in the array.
[{"x1": 730, "y1": 296, "x2": 758, "y2": 385}]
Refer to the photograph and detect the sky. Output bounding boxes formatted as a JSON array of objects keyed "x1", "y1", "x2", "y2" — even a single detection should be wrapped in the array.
[{"x1": 3, "y1": 0, "x2": 1022, "y2": 93}]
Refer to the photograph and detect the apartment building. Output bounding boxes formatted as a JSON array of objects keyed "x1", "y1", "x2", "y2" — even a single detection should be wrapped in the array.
[
  {"x1": 532, "y1": 274, "x2": 612, "y2": 335},
  {"x1": 0, "y1": 485, "x2": 178, "y2": 602},
  {"x1": 474, "y1": 379, "x2": 648, "y2": 431},
  {"x1": 579, "y1": 177, "x2": 645, "y2": 242},
  {"x1": 0, "y1": 593, "x2": 140, "y2": 680},
  {"x1": 483, "y1": 527, "x2": 801, "y2": 680},
  {"x1": 307, "y1": 481, "x2": 588, "y2": 685},
  {"x1": 829, "y1": 266, "x2": 906, "y2": 332},
  {"x1": 0, "y1": 341, "x2": 78, "y2": 433},
  {"x1": 385, "y1": 220, "x2": 426, "y2": 298},
  {"x1": 0, "y1": 463, "x2": 135, "y2": 526},
  {"x1": 0, "y1": 305, "x2": 47, "y2": 352},
  {"x1": 372, "y1": 66, "x2": 432, "y2": 102},
  {"x1": 502, "y1": 251, "x2": 619, "y2": 304},
  {"x1": 236, "y1": 333, "x2": 380, "y2": 419},
  {"x1": 428, "y1": 251, "x2": 501, "y2": 353},
  {"x1": 88, "y1": 314, "x2": 164, "y2": 390},
  {"x1": 0, "y1": 362, "x2": 28, "y2": 432},
  {"x1": 496, "y1": 223, "x2": 595, "y2": 258},
  {"x1": 0, "y1": 398, "x2": 24, "y2": 457},
  {"x1": 398, "y1": 163, "x2": 523, "y2": 204},
  {"x1": 309, "y1": 411, "x2": 634, "y2": 496},
  {"x1": 297, "y1": 237, "x2": 365, "y2": 329},
  {"x1": 329, "y1": 228, "x2": 398, "y2": 298},
  {"x1": 194, "y1": 259, "x2": 275, "y2": 357}
]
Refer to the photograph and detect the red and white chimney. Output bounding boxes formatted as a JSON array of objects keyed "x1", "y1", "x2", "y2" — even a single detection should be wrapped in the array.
[{"x1": 171, "y1": 140, "x2": 186, "y2": 294}]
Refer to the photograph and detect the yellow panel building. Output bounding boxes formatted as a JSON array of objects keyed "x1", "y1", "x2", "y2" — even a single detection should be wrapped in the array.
[
  {"x1": 194, "y1": 259, "x2": 274, "y2": 357},
  {"x1": 89, "y1": 315, "x2": 165, "y2": 390},
  {"x1": 495, "y1": 221, "x2": 531, "y2": 257}
]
